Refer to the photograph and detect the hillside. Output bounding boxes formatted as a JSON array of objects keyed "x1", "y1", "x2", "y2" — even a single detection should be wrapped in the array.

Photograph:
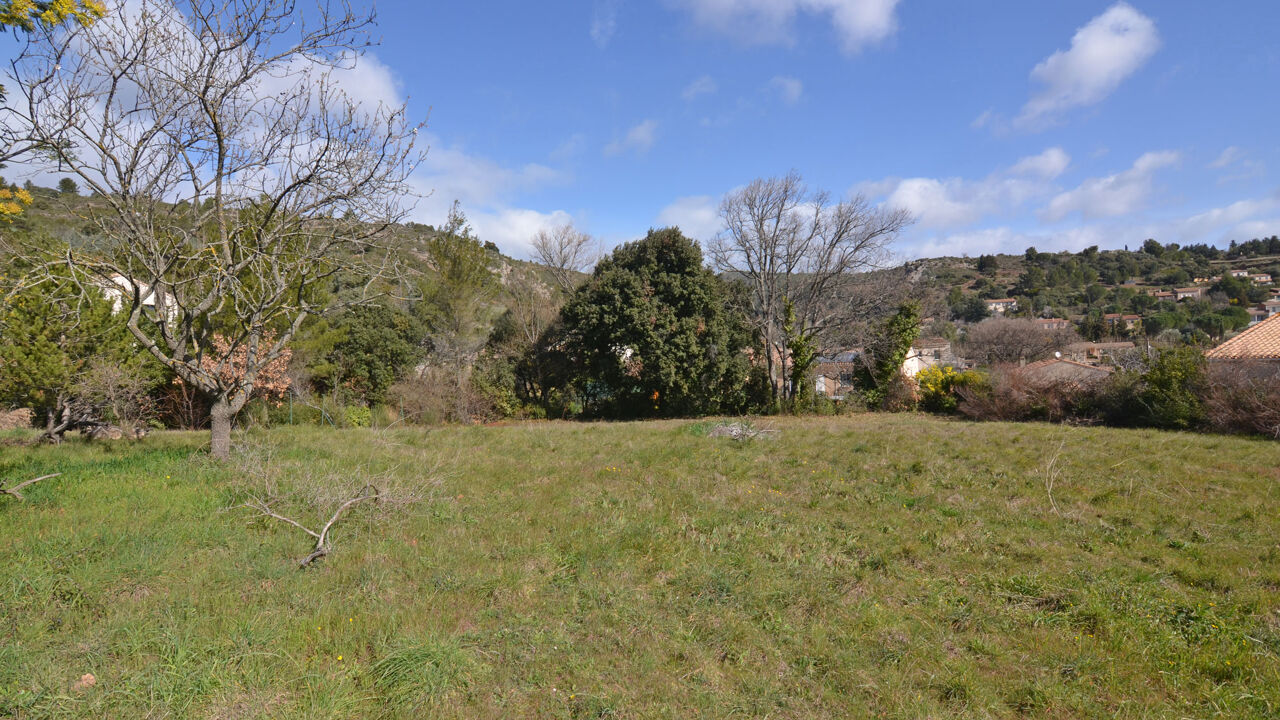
[{"x1": 1, "y1": 416, "x2": 1277, "y2": 717}]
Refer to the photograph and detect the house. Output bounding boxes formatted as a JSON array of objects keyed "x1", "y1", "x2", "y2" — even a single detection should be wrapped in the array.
[
  {"x1": 1204, "y1": 313, "x2": 1280, "y2": 363},
  {"x1": 1103, "y1": 313, "x2": 1141, "y2": 331},
  {"x1": 1034, "y1": 317, "x2": 1071, "y2": 331},
  {"x1": 986, "y1": 298, "x2": 1018, "y2": 314},
  {"x1": 1016, "y1": 358, "x2": 1113, "y2": 389},
  {"x1": 1174, "y1": 287, "x2": 1204, "y2": 301},
  {"x1": 1066, "y1": 341, "x2": 1136, "y2": 365},
  {"x1": 902, "y1": 337, "x2": 962, "y2": 376},
  {"x1": 1248, "y1": 308, "x2": 1269, "y2": 326},
  {"x1": 814, "y1": 361, "x2": 859, "y2": 399},
  {"x1": 98, "y1": 274, "x2": 177, "y2": 321},
  {"x1": 1250, "y1": 273, "x2": 1273, "y2": 285},
  {"x1": 1262, "y1": 299, "x2": 1280, "y2": 318},
  {"x1": 1153, "y1": 291, "x2": 1175, "y2": 301},
  {"x1": 1230, "y1": 269, "x2": 1250, "y2": 278}
]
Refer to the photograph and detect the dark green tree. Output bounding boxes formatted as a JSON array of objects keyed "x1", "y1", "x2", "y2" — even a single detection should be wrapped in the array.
[
  {"x1": 0, "y1": 272, "x2": 145, "y2": 438},
  {"x1": 56, "y1": 177, "x2": 77, "y2": 195},
  {"x1": 854, "y1": 302, "x2": 921, "y2": 409},
  {"x1": 950, "y1": 293, "x2": 990, "y2": 323},
  {"x1": 323, "y1": 304, "x2": 424, "y2": 405},
  {"x1": 558, "y1": 227, "x2": 758, "y2": 418}
]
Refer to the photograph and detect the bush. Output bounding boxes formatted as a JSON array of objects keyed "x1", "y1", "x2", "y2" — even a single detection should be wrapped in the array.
[
  {"x1": 1202, "y1": 362, "x2": 1280, "y2": 438},
  {"x1": 956, "y1": 366, "x2": 1106, "y2": 424},
  {"x1": 917, "y1": 365, "x2": 982, "y2": 414},
  {"x1": 1138, "y1": 347, "x2": 1206, "y2": 430},
  {"x1": 344, "y1": 405, "x2": 372, "y2": 428}
]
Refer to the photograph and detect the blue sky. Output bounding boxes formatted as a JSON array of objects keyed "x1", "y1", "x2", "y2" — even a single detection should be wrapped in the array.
[{"x1": 8, "y1": 1, "x2": 1280, "y2": 259}]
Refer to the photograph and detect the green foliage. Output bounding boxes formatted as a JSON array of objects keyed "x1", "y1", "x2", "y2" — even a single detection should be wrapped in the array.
[
  {"x1": 314, "y1": 304, "x2": 423, "y2": 405},
  {"x1": 784, "y1": 300, "x2": 818, "y2": 410},
  {"x1": 917, "y1": 365, "x2": 982, "y2": 414},
  {"x1": 950, "y1": 293, "x2": 990, "y2": 323},
  {"x1": 1138, "y1": 347, "x2": 1207, "y2": 430},
  {"x1": 343, "y1": 404, "x2": 372, "y2": 428},
  {"x1": 558, "y1": 227, "x2": 758, "y2": 418},
  {"x1": 0, "y1": 271, "x2": 148, "y2": 426},
  {"x1": 856, "y1": 302, "x2": 921, "y2": 409}
]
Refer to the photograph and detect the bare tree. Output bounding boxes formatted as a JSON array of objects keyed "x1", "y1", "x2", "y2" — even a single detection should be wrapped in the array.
[
  {"x1": 531, "y1": 221, "x2": 596, "y2": 293},
  {"x1": 4, "y1": 0, "x2": 422, "y2": 458},
  {"x1": 708, "y1": 171, "x2": 911, "y2": 404},
  {"x1": 961, "y1": 318, "x2": 1079, "y2": 366}
]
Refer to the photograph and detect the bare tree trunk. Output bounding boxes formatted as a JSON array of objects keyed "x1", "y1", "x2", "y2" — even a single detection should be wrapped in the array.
[{"x1": 210, "y1": 399, "x2": 234, "y2": 460}]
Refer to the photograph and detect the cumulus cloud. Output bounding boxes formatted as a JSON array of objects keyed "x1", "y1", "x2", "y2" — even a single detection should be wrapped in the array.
[
  {"x1": 671, "y1": 0, "x2": 901, "y2": 54},
  {"x1": 591, "y1": 0, "x2": 620, "y2": 48},
  {"x1": 604, "y1": 119, "x2": 658, "y2": 156},
  {"x1": 682, "y1": 75, "x2": 718, "y2": 101},
  {"x1": 1041, "y1": 150, "x2": 1179, "y2": 222},
  {"x1": 862, "y1": 148, "x2": 1071, "y2": 230},
  {"x1": 768, "y1": 75, "x2": 804, "y2": 105},
  {"x1": 1015, "y1": 2, "x2": 1159, "y2": 130},
  {"x1": 407, "y1": 135, "x2": 580, "y2": 256},
  {"x1": 657, "y1": 195, "x2": 723, "y2": 240}
]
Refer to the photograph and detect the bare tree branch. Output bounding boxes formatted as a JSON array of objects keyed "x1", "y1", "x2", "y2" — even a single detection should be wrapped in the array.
[
  {"x1": 4, "y1": 0, "x2": 424, "y2": 457},
  {"x1": 709, "y1": 171, "x2": 912, "y2": 403},
  {"x1": 531, "y1": 221, "x2": 597, "y2": 293},
  {"x1": 1, "y1": 473, "x2": 61, "y2": 500}
]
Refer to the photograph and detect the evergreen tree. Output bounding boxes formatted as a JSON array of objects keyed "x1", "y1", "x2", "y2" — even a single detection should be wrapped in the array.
[{"x1": 558, "y1": 227, "x2": 758, "y2": 418}]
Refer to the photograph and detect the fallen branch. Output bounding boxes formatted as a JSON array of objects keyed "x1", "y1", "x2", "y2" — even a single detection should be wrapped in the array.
[
  {"x1": 706, "y1": 421, "x2": 777, "y2": 441},
  {"x1": 1043, "y1": 439, "x2": 1065, "y2": 517},
  {"x1": 244, "y1": 484, "x2": 381, "y2": 567},
  {"x1": 1, "y1": 473, "x2": 60, "y2": 501}
]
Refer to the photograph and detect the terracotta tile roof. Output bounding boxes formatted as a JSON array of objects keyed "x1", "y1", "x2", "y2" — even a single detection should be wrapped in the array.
[
  {"x1": 1205, "y1": 313, "x2": 1280, "y2": 360},
  {"x1": 1017, "y1": 358, "x2": 1113, "y2": 387}
]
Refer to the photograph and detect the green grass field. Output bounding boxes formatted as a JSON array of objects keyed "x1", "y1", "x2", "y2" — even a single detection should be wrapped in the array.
[{"x1": 1, "y1": 416, "x2": 1278, "y2": 718}]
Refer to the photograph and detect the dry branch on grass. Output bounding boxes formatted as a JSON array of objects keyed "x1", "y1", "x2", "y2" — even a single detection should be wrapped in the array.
[
  {"x1": 243, "y1": 485, "x2": 383, "y2": 567},
  {"x1": 1, "y1": 473, "x2": 60, "y2": 501},
  {"x1": 230, "y1": 441, "x2": 431, "y2": 568},
  {"x1": 706, "y1": 421, "x2": 777, "y2": 441}
]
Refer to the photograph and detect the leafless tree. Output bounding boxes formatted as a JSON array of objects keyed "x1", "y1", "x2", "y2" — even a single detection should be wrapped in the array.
[
  {"x1": 531, "y1": 221, "x2": 596, "y2": 293},
  {"x1": 4, "y1": 0, "x2": 423, "y2": 458},
  {"x1": 708, "y1": 171, "x2": 912, "y2": 403},
  {"x1": 961, "y1": 318, "x2": 1079, "y2": 366}
]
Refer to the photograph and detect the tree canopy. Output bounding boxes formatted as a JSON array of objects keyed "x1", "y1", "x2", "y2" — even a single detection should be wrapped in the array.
[{"x1": 559, "y1": 227, "x2": 760, "y2": 419}]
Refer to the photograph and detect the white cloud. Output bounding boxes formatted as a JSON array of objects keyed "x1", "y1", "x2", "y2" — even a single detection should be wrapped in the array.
[
  {"x1": 1009, "y1": 147, "x2": 1071, "y2": 179},
  {"x1": 682, "y1": 75, "x2": 718, "y2": 101},
  {"x1": 1015, "y1": 2, "x2": 1159, "y2": 130},
  {"x1": 863, "y1": 148, "x2": 1071, "y2": 230},
  {"x1": 768, "y1": 75, "x2": 804, "y2": 105},
  {"x1": 1041, "y1": 150, "x2": 1179, "y2": 222},
  {"x1": 906, "y1": 194, "x2": 1280, "y2": 260},
  {"x1": 672, "y1": 0, "x2": 901, "y2": 54},
  {"x1": 591, "y1": 0, "x2": 620, "y2": 48},
  {"x1": 1209, "y1": 146, "x2": 1243, "y2": 169},
  {"x1": 657, "y1": 195, "x2": 722, "y2": 240},
  {"x1": 604, "y1": 119, "x2": 658, "y2": 156}
]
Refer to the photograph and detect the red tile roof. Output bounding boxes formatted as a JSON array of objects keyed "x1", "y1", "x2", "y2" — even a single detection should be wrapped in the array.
[{"x1": 1205, "y1": 314, "x2": 1280, "y2": 360}]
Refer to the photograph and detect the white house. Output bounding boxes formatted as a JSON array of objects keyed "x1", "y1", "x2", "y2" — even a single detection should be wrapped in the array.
[{"x1": 98, "y1": 274, "x2": 177, "y2": 321}]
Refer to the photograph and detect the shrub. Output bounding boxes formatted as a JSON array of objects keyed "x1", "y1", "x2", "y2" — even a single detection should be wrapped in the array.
[
  {"x1": 344, "y1": 405, "x2": 372, "y2": 428},
  {"x1": 1202, "y1": 362, "x2": 1280, "y2": 439},
  {"x1": 917, "y1": 365, "x2": 982, "y2": 414},
  {"x1": 1138, "y1": 347, "x2": 1206, "y2": 429}
]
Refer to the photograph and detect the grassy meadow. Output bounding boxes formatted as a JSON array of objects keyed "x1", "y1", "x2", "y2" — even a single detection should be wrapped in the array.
[{"x1": 1, "y1": 415, "x2": 1278, "y2": 718}]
